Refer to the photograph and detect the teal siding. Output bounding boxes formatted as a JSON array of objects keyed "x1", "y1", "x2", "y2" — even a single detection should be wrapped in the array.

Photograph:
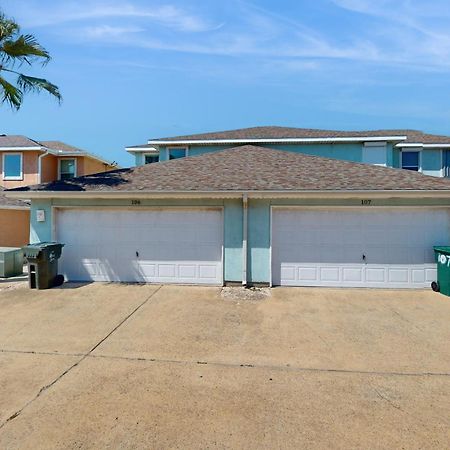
[
  {"x1": 223, "y1": 199, "x2": 243, "y2": 282},
  {"x1": 131, "y1": 143, "x2": 444, "y2": 178},
  {"x1": 247, "y1": 199, "x2": 271, "y2": 284},
  {"x1": 30, "y1": 200, "x2": 53, "y2": 243},
  {"x1": 180, "y1": 143, "x2": 364, "y2": 163},
  {"x1": 422, "y1": 150, "x2": 442, "y2": 177},
  {"x1": 135, "y1": 153, "x2": 145, "y2": 166}
]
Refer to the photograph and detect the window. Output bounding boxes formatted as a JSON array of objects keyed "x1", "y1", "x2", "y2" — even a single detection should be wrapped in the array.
[
  {"x1": 59, "y1": 159, "x2": 76, "y2": 180},
  {"x1": 144, "y1": 154, "x2": 159, "y2": 164},
  {"x1": 401, "y1": 151, "x2": 420, "y2": 171},
  {"x1": 444, "y1": 150, "x2": 450, "y2": 177},
  {"x1": 2, "y1": 153, "x2": 23, "y2": 180},
  {"x1": 168, "y1": 147, "x2": 188, "y2": 160},
  {"x1": 363, "y1": 143, "x2": 387, "y2": 166}
]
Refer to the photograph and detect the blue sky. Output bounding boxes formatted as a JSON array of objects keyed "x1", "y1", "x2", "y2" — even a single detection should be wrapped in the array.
[{"x1": 1, "y1": 0, "x2": 450, "y2": 166}]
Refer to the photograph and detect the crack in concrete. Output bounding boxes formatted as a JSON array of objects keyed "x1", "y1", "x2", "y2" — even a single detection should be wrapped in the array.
[
  {"x1": 0, "y1": 285, "x2": 163, "y2": 430},
  {"x1": 2, "y1": 347, "x2": 450, "y2": 379}
]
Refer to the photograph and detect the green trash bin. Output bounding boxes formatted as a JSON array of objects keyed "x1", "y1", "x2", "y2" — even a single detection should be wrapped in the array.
[
  {"x1": 432, "y1": 246, "x2": 450, "y2": 296},
  {"x1": 22, "y1": 242, "x2": 65, "y2": 290}
]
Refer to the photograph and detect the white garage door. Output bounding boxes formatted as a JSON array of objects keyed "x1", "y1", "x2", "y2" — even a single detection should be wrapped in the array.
[
  {"x1": 57, "y1": 209, "x2": 223, "y2": 284},
  {"x1": 272, "y1": 208, "x2": 450, "y2": 288}
]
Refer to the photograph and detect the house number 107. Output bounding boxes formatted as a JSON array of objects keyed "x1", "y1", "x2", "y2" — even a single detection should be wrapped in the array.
[{"x1": 361, "y1": 199, "x2": 372, "y2": 206}]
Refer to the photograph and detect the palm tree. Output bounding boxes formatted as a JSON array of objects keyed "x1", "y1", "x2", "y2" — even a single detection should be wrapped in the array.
[{"x1": 0, "y1": 11, "x2": 61, "y2": 110}]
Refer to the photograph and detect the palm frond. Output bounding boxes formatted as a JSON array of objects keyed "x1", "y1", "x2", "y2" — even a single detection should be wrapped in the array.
[
  {"x1": 17, "y1": 73, "x2": 62, "y2": 102},
  {"x1": 0, "y1": 13, "x2": 19, "y2": 43},
  {"x1": 0, "y1": 75, "x2": 22, "y2": 109},
  {"x1": 2, "y1": 34, "x2": 51, "y2": 65}
]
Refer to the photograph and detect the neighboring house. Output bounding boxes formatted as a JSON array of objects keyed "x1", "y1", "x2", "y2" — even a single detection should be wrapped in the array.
[
  {"x1": 0, "y1": 135, "x2": 116, "y2": 189},
  {"x1": 8, "y1": 146, "x2": 450, "y2": 289},
  {"x1": 127, "y1": 126, "x2": 450, "y2": 177},
  {"x1": 0, "y1": 135, "x2": 116, "y2": 247}
]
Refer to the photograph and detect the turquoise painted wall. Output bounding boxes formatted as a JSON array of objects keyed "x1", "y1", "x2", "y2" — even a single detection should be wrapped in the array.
[
  {"x1": 164, "y1": 143, "x2": 365, "y2": 162},
  {"x1": 247, "y1": 199, "x2": 271, "y2": 283},
  {"x1": 30, "y1": 200, "x2": 53, "y2": 243},
  {"x1": 421, "y1": 149, "x2": 442, "y2": 176},
  {"x1": 134, "y1": 153, "x2": 145, "y2": 166},
  {"x1": 135, "y1": 144, "x2": 447, "y2": 179}
]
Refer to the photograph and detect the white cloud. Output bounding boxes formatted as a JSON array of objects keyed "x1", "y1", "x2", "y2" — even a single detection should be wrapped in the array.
[{"x1": 14, "y1": 1, "x2": 218, "y2": 32}]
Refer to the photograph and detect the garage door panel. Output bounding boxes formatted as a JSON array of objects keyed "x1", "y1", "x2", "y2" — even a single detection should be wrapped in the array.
[
  {"x1": 57, "y1": 209, "x2": 223, "y2": 285},
  {"x1": 272, "y1": 209, "x2": 449, "y2": 288}
]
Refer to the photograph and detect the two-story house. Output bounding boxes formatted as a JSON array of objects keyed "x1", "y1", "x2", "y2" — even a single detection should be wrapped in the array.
[
  {"x1": 126, "y1": 126, "x2": 450, "y2": 178},
  {"x1": 0, "y1": 135, "x2": 116, "y2": 247},
  {"x1": 9, "y1": 125, "x2": 450, "y2": 290}
]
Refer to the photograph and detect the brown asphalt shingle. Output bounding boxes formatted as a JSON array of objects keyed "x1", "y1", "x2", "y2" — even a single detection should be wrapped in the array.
[
  {"x1": 39, "y1": 141, "x2": 83, "y2": 153},
  {"x1": 0, "y1": 135, "x2": 42, "y2": 148},
  {"x1": 10, "y1": 145, "x2": 450, "y2": 194},
  {"x1": 147, "y1": 126, "x2": 450, "y2": 145}
]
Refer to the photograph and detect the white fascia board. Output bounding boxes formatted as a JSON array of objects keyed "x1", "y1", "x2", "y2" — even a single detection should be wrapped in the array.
[
  {"x1": 0, "y1": 204, "x2": 30, "y2": 210},
  {"x1": 126, "y1": 146, "x2": 159, "y2": 153},
  {"x1": 141, "y1": 136, "x2": 407, "y2": 147},
  {"x1": 396, "y1": 143, "x2": 450, "y2": 149},
  {"x1": 0, "y1": 146, "x2": 44, "y2": 151},
  {"x1": 6, "y1": 189, "x2": 450, "y2": 200}
]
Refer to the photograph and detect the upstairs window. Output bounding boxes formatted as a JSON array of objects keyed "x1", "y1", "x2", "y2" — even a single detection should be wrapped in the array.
[
  {"x1": 59, "y1": 159, "x2": 76, "y2": 180},
  {"x1": 144, "y1": 154, "x2": 159, "y2": 164},
  {"x1": 2, "y1": 153, "x2": 23, "y2": 180},
  {"x1": 401, "y1": 151, "x2": 420, "y2": 171},
  {"x1": 443, "y1": 150, "x2": 450, "y2": 177},
  {"x1": 168, "y1": 147, "x2": 188, "y2": 160}
]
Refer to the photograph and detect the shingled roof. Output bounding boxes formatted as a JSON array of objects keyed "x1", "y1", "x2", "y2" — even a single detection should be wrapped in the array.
[
  {"x1": 136, "y1": 126, "x2": 450, "y2": 145},
  {"x1": 0, "y1": 187, "x2": 29, "y2": 208},
  {"x1": 0, "y1": 135, "x2": 42, "y2": 148},
  {"x1": 9, "y1": 145, "x2": 450, "y2": 194}
]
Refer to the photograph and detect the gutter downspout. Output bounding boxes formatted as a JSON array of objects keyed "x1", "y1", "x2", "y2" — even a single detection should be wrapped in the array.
[
  {"x1": 38, "y1": 151, "x2": 50, "y2": 184},
  {"x1": 242, "y1": 193, "x2": 248, "y2": 287}
]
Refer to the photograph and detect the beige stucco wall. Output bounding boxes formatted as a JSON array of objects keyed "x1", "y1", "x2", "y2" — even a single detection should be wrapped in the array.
[
  {"x1": 41, "y1": 155, "x2": 58, "y2": 183},
  {"x1": 0, "y1": 151, "x2": 40, "y2": 188},
  {"x1": 82, "y1": 157, "x2": 113, "y2": 175},
  {"x1": 0, "y1": 208, "x2": 30, "y2": 247}
]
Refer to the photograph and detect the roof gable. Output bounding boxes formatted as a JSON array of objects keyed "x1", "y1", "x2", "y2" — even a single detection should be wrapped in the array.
[{"x1": 11, "y1": 145, "x2": 450, "y2": 194}]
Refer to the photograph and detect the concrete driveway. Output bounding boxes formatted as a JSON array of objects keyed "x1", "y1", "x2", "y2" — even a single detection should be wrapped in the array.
[{"x1": 0, "y1": 283, "x2": 449, "y2": 449}]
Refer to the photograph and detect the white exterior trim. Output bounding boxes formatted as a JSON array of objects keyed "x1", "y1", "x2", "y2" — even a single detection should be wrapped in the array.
[
  {"x1": 0, "y1": 146, "x2": 43, "y2": 151},
  {"x1": 2, "y1": 152, "x2": 23, "y2": 181},
  {"x1": 242, "y1": 194, "x2": 248, "y2": 286},
  {"x1": 396, "y1": 143, "x2": 450, "y2": 149}
]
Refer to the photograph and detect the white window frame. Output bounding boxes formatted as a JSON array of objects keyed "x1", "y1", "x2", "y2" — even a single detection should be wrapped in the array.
[
  {"x1": 400, "y1": 149, "x2": 422, "y2": 172},
  {"x1": 2, "y1": 152, "x2": 23, "y2": 180},
  {"x1": 58, "y1": 158, "x2": 77, "y2": 180},
  {"x1": 143, "y1": 153, "x2": 159, "y2": 164},
  {"x1": 167, "y1": 146, "x2": 189, "y2": 160}
]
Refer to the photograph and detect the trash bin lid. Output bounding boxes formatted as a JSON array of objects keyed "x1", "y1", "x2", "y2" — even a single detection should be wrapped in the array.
[
  {"x1": 23, "y1": 241, "x2": 63, "y2": 249},
  {"x1": 433, "y1": 246, "x2": 450, "y2": 254}
]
